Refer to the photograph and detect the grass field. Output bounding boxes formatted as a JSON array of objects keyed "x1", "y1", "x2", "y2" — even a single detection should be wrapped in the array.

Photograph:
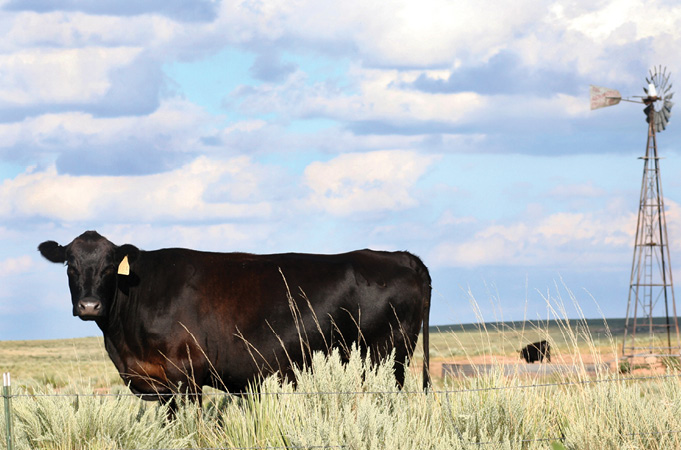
[
  {"x1": 0, "y1": 317, "x2": 621, "y2": 389},
  {"x1": 2, "y1": 317, "x2": 681, "y2": 449},
  {"x1": 0, "y1": 337, "x2": 119, "y2": 389}
]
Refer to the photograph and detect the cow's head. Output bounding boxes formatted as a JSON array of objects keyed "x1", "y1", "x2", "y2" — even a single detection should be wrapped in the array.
[{"x1": 38, "y1": 231, "x2": 139, "y2": 321}]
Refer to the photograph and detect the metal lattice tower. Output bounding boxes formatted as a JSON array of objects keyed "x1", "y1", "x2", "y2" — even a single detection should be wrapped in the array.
[
  {"x1": 591, "y1": 66, "x2": 680, "y2": 357},
  {"x1": 622, "y1": 104, "x2": 681, "y2": 357}
]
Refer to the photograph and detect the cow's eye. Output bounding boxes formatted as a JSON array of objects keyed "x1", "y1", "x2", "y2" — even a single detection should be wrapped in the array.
[
  {"x1": 102, "y1": 266, "x2": 115, "y2": 275},
  {"x1": 67, "y1": 266, "x2": 79, "y2": 276}
]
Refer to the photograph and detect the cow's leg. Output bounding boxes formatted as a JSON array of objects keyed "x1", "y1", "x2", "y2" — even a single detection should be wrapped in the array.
[
  {"x1": 391, "y1": 326, "x2": 419, "y2": 389},
  {"x1": 393, "y1": 358, "x2": 406, "y2": 388},
  {"x1": 157, "y1": 384, "x2": 203, "y2": 421},
  {"x1": 391, "y1": 343, "x2": 412, "y2": 388},
  {"x1": 186, "y1": 385, "x2": 203, "y2": 409},
  {"x1": 367, "y1": 341, "x2": 409, "y2": 389},
  {"x1": 159, "y1": 394, "x2": 178, "y2": 421}
]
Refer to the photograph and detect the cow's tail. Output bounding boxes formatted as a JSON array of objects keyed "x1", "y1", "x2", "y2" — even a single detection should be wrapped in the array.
[
  {"x1": 422, "y1": 274, "x2": 431, "y2": 390},
  {"x1": 410, "y1": 253, "x2": 431, "y2": 390}
]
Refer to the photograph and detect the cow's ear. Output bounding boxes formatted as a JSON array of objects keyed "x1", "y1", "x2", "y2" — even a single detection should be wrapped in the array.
[
  {"x1": 115, "y1": 244, "x2": 140, "y2": 267},
  {"x1": 38, "y1": 241, "x2": 66, "y2": 263}
]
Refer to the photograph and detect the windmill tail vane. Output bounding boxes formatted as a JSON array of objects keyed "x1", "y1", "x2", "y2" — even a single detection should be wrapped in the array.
[{"x1": 590, "y1": 85, "x2": 622, "y2": 110}]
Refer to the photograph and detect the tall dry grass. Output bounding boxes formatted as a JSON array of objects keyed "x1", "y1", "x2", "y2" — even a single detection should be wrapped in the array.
[{"x1": 2, "y1": 345, "x2": 681, "y2": 449}]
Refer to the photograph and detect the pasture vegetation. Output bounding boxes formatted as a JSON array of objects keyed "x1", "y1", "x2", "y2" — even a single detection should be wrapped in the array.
[
  {"x1": 0, "y1": 337, "x2": 119, "y2": 389},
  {"x1": 2, "y1": 315, "x2": 681, "y2": 449}
]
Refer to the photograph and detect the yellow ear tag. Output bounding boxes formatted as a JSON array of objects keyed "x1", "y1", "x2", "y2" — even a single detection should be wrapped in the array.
[{"x1": 117, "y1": 255, "x2": 130, "y2": 276}]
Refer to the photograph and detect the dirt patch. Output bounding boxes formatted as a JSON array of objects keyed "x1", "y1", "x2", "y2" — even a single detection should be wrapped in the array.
[{"x1": 414, "y1": 352, "x2": 673, "y2": 382}]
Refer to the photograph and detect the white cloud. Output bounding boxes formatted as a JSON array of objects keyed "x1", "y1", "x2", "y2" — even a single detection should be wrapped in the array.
[
  {"x1": 95, "y1": 222, "x2": 276, "y2": 254},
  {"x1": 0, "y1": 9, "x2": 204, "y2": 60},
  {"x1": 0, "y1": 0, "x2": 673, "y2": 137},
  {"x1": 0, "y1": 9, "x2": 207, "y2": 120},
  {"x1": 0, "y1": 47, "x2": 142, "y2": 106},
  {"x1": 235, "y1": 67, "x2": 487, "y2": 125},
  {"x1": 428, "y1": 196, "x2": 681, "y2": 272},
  {"x1": 431, "y1": 208, "x2": 636, "y2": 268},
  {"x1": 217, "y1": 0, "x2": 546, "y2": 67},
  {"x1": 3, "y1": 12, "x2": 155, "y2": 49},
  {"x1": 2, "y1": 0, "x2": 678, "y2": 122},
  {"x1": 1, "y1": 99, "x2": 199, "y2": 144},
  {"x1": 0, "y1": 156, "x2": 272, "y2": 223},
  {"x1": 234, "y1": 65, "x2": 594, "y2": 134},
  {"x1": 358, "y1": 0, "x2": 545, "y2": 67},
  {"x1": 564, "y1": 0, "x2": 681, "y2": 43},
  {"x1": 0, "y1": 98, "x2": 218, "y2": 172},
  {"x1": 304, "y1": 150, "x2": 437, "y2": 216},
  {"x1": 0, "y1": 255, "x2": 32, "y2": 276},
  {"x1": 338, "y1": 68, "x2": 486, "y2": 123},
  {"x1": 213, "y1": 0, "x2": 681, "y2": 80},
  {"x1": 515, "y1": 0, "x2": 681, "y2": 85}
]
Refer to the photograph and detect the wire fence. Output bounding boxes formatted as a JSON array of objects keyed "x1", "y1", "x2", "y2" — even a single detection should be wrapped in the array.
[
  {"x1": 118, "y1": 447, "x2": 347, "y2": 450},
  {"x1": 4, "y1": 370, "x2": 681, "y2": 450},
  {"x1": 7, "y1": 371, "x2": 681, "y2": 398}
]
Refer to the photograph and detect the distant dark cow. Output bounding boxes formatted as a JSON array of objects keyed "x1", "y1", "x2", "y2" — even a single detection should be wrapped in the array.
[
  {"x1": 520, "y1": 340, "x2": 550, "y2": 363},
  {"x1": 39, "y1": 231, "x2": 431, "y2": 408}
]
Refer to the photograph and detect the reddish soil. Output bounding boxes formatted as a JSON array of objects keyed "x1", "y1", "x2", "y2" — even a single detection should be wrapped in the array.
[{"x1": 415, "y1": 352, "x2": 671, "y2": 382}]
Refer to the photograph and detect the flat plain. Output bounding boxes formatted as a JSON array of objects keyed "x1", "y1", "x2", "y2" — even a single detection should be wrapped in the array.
[
  {"x1": 2, "y1": 317, "x2": 681, "y2": 449},
  {"x1": 0, "y1": 317, "x2": 670, "y2": 389}
]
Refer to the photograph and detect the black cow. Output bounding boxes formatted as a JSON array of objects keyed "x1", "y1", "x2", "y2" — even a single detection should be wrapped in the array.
[
  {"x1": 520, "y1": 340, "x2": 551, "y2": 363},
  {"x1": 39, "y1": 231, "x2": 431, "y2": 408}
]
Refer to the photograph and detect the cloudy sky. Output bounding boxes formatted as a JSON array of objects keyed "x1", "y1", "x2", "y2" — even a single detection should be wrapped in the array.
[{"x1": 2, "y1": 0, "x2": 681, "y2": 340}]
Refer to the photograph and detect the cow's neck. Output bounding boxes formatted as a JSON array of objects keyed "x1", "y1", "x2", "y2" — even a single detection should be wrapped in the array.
[
  {"x1": 102, "y1": 328, "x2": 127, "y2": 373},
  {"x1": 99, "y1": 280, "x2": 138, "y2": 373}
]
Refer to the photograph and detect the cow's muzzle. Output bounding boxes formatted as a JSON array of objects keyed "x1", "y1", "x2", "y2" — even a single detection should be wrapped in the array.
[{"x1": 74, "y1": 298, "x2": 105, "y2": 320}]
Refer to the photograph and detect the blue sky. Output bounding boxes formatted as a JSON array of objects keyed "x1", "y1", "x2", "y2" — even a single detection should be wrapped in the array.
[{"x1": 2, "y1": 0, "x2": 681, "y2": 340}]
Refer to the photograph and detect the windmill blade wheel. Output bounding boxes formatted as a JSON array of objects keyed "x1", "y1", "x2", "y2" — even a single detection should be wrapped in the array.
[{"x1": 645, "y1": 66, "x2": 674, "y2": 132}]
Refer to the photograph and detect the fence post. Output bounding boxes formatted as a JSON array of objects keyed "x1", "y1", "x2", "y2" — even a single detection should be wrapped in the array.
[{"x1": 3, "y1": 372, "x2": 13, "y2": 450}]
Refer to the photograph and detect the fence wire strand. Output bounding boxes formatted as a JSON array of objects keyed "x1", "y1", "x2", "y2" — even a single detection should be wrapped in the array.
[
  {"x1": 122, "y1": 447, "x2": 346, "y2": 450},
  {"x1": 8, "y1": 371, "x2": 681, "y2": 398}
]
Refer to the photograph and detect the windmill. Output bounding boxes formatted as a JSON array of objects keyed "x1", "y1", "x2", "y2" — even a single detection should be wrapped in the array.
[{"x1": 591, "y1": 66, "x2": 680, "y2": 358}]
